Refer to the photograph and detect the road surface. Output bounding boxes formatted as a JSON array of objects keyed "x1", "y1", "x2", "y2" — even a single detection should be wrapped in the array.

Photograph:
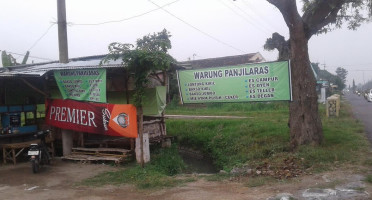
[{"x1": 345, "y1": 93, "x2": 372, "y2": 144}]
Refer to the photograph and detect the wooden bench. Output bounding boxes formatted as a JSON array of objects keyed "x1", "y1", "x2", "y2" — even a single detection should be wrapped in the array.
[{"x1": 1, "y1": 137, "x2": 55, "y2": 165}]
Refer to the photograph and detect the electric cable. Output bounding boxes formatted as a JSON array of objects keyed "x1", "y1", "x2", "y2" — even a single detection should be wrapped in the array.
[
  {"x1": 71, "y1": 0, "x2": 182, "y2": 26},
  {"x1": 0, "y1": 50, "x2": 54, "y2": 61},
  {"x1": 147, "y1": 0, "x2": 246, "y2": 53},
  {"x1": 218, "y1": 0, "x2": 271, "y2": 35},
  {"x1": 27, "y1": 24, "x2": 56, "y2": 52},
  {"x1": 228, "y1": 0, "x2": 277, "y2": 33},
  {"x1": 240, "y1": 0, "x2": 283, "y2": 31}
]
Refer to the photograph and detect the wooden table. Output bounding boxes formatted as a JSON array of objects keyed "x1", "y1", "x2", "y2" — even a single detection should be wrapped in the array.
[
  {"x1": 1, "y1": 132, "x2": 54, "y2": 165},
  {"x1": 1, "y1": 139, "x2": 40, "y2": 165}
]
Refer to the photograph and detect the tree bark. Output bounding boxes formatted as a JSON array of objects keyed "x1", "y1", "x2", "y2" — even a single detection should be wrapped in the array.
[
  {"x1": 288, "y1": 26, "x2": 323, "y2": 148},
  {"x1": 268, "y1": 0, "x2": 323, "y2": 148},
  {"x1": 138, "y1": 106, "x2": 144, "y2": 167}
]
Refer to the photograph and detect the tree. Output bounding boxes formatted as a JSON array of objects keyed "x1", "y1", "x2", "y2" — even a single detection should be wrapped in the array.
[
  {"x1": 1, "y1": 50, "x2": 30, "y2": 67},
  {"x1": 335, "y1": 67, "x2": 348, "y2": 89},
  {"x1": 260, "y1": 0, "x2": 372, "y2": 148},
  {"x1": 103, "y1": 29, "x2": 175, "y2": 166},
  {"x1": 1, "y1": 51, "x2": 17, "y2": 67}
]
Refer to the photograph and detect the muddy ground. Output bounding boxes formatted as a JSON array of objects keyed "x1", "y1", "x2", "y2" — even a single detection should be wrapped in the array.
[{"x1": 0, "y1": 158, "x2": 371, "y2": 200}]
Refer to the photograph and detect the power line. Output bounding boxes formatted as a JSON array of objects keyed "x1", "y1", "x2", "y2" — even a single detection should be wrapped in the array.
[
  {"x1": 27, "y1": 24, "x2": 56, "y2": 52},
  {"x1": 14, "y1": 23, "x2": 56, "y2": 61},
  {"x1": 326, "y1": 63, "x2": 372, "y2": 68},
  {"x1": 226, "y1": 0, "x2": 275, "y2": 33},
  {"x1": 219, "y1": 0, "x2": 270, "y2": 35},
  {"x1": 71, "y1": 0, "x2": 182, "y2": 26},
  {"x1": 147, "y1": 0, "x2": 246, "y2": 54},
  {"x1": 240, "y1": 0, "x2": 282, "y2": 31},
  {"x1": 0, "y1": 50, "x2": 54, "y2": 61}
]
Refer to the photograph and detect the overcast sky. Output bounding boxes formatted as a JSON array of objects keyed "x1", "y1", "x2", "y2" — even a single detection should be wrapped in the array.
[{"x1": 1, "y1": 0, "x2": 371, "y2": 86}]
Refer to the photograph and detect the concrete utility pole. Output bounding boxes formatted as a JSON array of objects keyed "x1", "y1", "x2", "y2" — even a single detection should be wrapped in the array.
[
  {"x1": 57, "y1": 0, "x2": 73, "y2": 156},
  {"x1": 57, "y1": 0, "x2": 69, "y2": 63}
]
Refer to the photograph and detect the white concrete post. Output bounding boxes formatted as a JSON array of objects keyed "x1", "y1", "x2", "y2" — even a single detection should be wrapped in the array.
[
  {"x1": 136, "y1": 132, "x2": 150, "y2": 163},
  {"x1": 62, "y1": 129, "x2": 73, "y2": 156}
]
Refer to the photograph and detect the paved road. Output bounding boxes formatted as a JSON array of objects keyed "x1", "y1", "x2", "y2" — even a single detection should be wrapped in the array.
[{"x1": 345, "y1": 93, "x2": 372, "y2": 144}]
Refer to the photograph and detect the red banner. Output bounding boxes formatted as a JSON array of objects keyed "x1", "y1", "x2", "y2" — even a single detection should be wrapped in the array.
[{"x1": 45, "y1": 99, "x2": 138, "y2": 138}]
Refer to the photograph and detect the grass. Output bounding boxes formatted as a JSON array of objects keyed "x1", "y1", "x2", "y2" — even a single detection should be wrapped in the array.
[
  {"x1": 166, "y1": 101, "x2": 289, "y2": 116},
  {"x1": 166, "y1": 101, "x2": 371, "y2": 173},
  {"x1": 81, "y1": 99, "x2": 371, "y2": 189},
  {"x1": 365, "y1": 174, "x2": 372, "y2": 184},
  {"x1": 81, "y1": 145, "x2": 194, "y2": 189},
  {"x1": 244, "y1": 176, "x2": 276, "y2": 187},
  {"x1": 81, "y1": 166, "x2": 195, "y2": 189}
]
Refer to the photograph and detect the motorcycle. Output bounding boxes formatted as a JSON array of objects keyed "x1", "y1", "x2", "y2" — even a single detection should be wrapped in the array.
[{"x1": 27, "y1": 130, "x2": 51, "y2": 173}]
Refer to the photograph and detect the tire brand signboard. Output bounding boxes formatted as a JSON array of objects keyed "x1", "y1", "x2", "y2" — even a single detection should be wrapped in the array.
[
  {"x1": 177, "y1": 61, "x2": 292, "y2": 103},
  {"x1": 45, "y1": 99, "x2": 138, "y2": 138}
]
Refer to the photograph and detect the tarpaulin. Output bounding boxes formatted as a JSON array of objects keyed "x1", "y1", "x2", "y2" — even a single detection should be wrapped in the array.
[{"x1": 45, "y1": 99, "x2": 137, "y2": 138}]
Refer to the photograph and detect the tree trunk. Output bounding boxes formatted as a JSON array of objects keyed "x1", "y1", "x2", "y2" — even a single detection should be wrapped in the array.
[
  {"x1": 137, "y1": 106, "x2": 144, "y2": 167},
  {"x1": 288, "y1": 13, "x2": 323, "y2": 148},
  {"x1": 267, "y1": 0, "x2": 323, "y2": 148}
]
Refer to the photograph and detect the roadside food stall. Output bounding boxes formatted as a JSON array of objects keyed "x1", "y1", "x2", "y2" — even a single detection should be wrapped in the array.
[
  {"x1": 0, "y1": 72, "x2": 51, "y2": 164},
  {"x1": 0, "y1": 55, "x2": 168, "y2": 165}
]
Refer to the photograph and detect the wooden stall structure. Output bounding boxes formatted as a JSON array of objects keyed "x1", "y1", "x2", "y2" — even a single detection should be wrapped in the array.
[{"x1": 0, "y1": 55, "x2": 170, "y2": 164}]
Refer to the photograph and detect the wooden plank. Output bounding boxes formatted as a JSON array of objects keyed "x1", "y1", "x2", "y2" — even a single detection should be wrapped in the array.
[
  {"x1": 71, "y1": 151, "x2": 128, "y2": 158},
  {"x1": 72, "y1": 147, "x2": 131, "y2": 154},
  {"x1": 62, "y1": 154, "x2": 123, "y2": 162},
  {"x1": 0, "y1": 139, "x2": 40, "y2": 149}
]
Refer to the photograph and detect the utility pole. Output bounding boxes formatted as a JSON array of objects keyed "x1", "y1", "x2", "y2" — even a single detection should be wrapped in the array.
[
  {"x1": 57, "y1": 0, "x2": 69, "y2": 63},
  {"x1": 57, "y1": 0, "x2": 73, "y2": 156}
]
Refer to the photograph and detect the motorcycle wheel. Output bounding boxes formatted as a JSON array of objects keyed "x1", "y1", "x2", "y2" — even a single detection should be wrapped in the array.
[
  {"x1": 42, "y1": 150, "x2": 50, "y2": 165},
  {"x1": 32, "y1": 159, "x2": 39, "y2": 174}
]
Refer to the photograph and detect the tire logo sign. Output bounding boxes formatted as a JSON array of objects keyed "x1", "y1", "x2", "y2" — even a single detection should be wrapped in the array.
[{"x1": 113, "y1": 113, "x2": 129, "y2": 128}]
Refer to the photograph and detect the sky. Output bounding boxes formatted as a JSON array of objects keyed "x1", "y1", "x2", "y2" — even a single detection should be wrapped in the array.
[{"x1": 0, "y1": 0, "x2": 371, "y2": 86}]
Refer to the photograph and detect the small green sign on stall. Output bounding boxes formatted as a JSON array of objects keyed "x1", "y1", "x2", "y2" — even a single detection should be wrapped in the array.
[
  {"x1": 54, "y1": 68, "x2": 107, "y2": 103},
  {"x1": 177, "y1": 61, "x2": 292, "y2": 104}
]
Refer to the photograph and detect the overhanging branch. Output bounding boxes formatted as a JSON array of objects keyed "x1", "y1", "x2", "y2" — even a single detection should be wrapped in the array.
[
  {"x1": 302, "y1": 0, "x2": 345, "y2": 39},
  {"x1": 266, "y1": 0, "x2": 303, "y2": 30}
]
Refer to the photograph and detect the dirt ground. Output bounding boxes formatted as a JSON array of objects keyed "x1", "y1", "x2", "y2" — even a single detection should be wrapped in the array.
[{"x1": 0, "y1": 158, "x2": 371, "y2": 200}]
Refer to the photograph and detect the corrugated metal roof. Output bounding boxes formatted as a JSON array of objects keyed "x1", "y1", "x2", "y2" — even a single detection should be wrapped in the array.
[
  {"x1": 178, "y1": 53, "x2": 265, "y2": 69},
  {"x1": 0, "y1": 55, "x2": 124, "y2": 77}
]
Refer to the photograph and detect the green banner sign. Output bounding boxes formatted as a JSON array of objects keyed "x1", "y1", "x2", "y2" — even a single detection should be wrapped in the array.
[
  {"x1": 54, "y1": 68, "x2": 107, "y2": 103},
  {"x1": 177, "y1": 61, "x2": 292, "y2": 103}
]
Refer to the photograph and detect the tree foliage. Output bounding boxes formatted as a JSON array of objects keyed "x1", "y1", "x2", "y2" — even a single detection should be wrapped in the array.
[
  {"x1": 263, "y1": 32, "x2": 290, "y2": 61},
  {"x1": 1, "y1": 50, "x2": 30, "y2": 67},
  {"x1": 335, "y1": 67, "x2": 348, "y2": 88},
  {"x1": 264, "y1": 0, "x2": 372, "y2": 60},
  {"x1": 313, "y1": 63, "x2": 345, "y2": 90},
  {"x1": 363, "y1": 80, "x2": 372, "y2": 90},
  {"x1": 102, "y1": 29, "x2": 175, "y2": 107},
  {"x1": 1, "y1": 51, "x2": 18, "y2": 67}
]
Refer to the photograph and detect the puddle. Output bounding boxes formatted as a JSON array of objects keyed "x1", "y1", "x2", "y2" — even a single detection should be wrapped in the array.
[{"x1": 178, "y1": 147, "x2": 218, "y2": 174}]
